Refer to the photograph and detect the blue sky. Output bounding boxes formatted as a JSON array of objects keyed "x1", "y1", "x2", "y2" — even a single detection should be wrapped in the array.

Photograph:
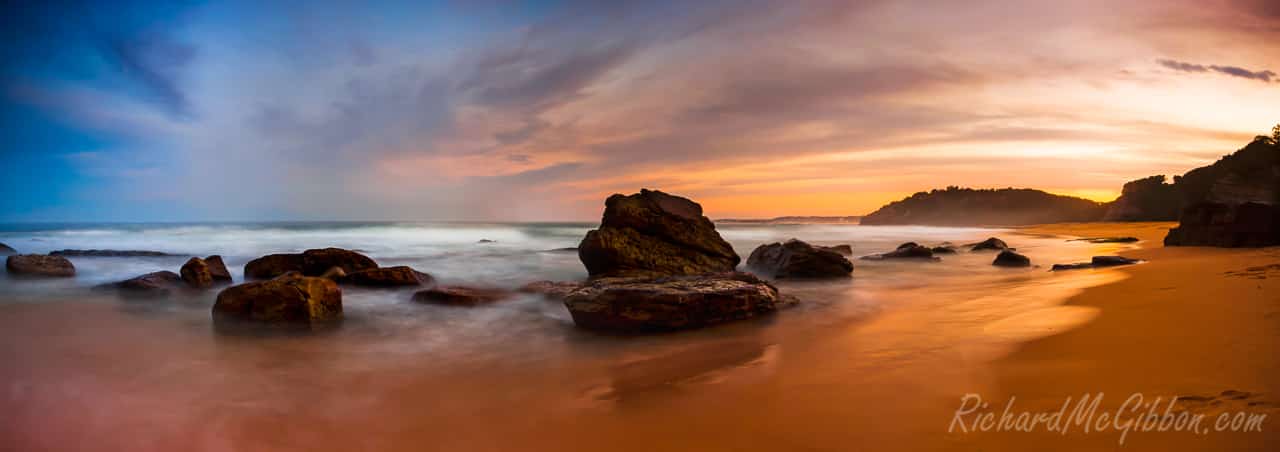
[{"x1": 2, "y1": 0, "x2": 1278, "y2": 222}]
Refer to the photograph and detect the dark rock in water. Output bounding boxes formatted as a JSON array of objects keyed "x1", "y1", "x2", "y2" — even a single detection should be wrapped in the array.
[
  {"x1": 180, "y1": 257, "x2": 215, "y2": 289},
  {"x1": 992, "y1": 250, "x2": 1031, "y2": 267},
  {"x1": 50, "y1": 249, "x2": 178, "y2": 257},
  {"x1": 578, "y1": 189, "x2": 739, "y2": 278},
  {"x1": 969, "y1": 237, "x2": 1009, "y2": 251},
  {"x1": 319, "y1": 266, "x2": 347, "y2": 282},
  {"x1": 1092, "y1": 256, "x2": 1141, "y2": 267},
  {"x1": 244, "y1": 253, "x2": 304, "y2": 279},
  {"x1": 1050, "y1": 262, "x2": 1095, "y2": 271},
  {"x1": 6, "y1": 254, "x2": 75, "y2": 277},
  {"x1": 517, "y1": 280, "x2": 582, "y2": 300},
  {"x1": 98, "y1": 271, "x2": 184, "y2": 298},
  {"x1": 244, "y1": 248, "x2": 378, "y2": 279},
  {"x1": 213, "y1": 272, "x2": 343, "y2": 327},
  {"x1": 1165, "y1": 202, "x2": 1280, "y2": 247},
  {"x1": 746, "y1": 239, "x2": 853, "y2": 279},
  {"x1": 412, "y1": 286, "x2": 512, "y2": 306},
  {"x1": 0, "y1": 243, "x2": 16, "y2": 255},
  {"x1": 477, "y1": 239, "x2": 496, "y2": 244},
  {"x1": 1070, "y1": 237, "x2": 1139, "y2": 243},
  {"x1": 543, "y1": 247, "x2": 578, "y2": 253},
  {"x1": 563, "y1": 272, "x2": 792, "y2": 333},
  {"x1": 820, "y1": 244, "x2": 854, "y2": 256},
  {"x1": 300, "y1": 248, "x2": 378, "y2": 276},
  {"x1": 931, "y1": 245, "x2": 958, "y2": 254},
  {"x1": 862, "y1": 242, "x2": 939, "y2": 261},
  {"x1": 205, "y1": 255, "x2": 232, "y2": 283},
  {"x1": 344, "y1": 266, "x2": 434, "y2": 287}
]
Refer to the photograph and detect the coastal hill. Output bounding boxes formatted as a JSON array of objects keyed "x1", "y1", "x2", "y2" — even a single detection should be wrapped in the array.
[
  {"x1": 717, "y1": 216, "x2": 862, "y2": 224},
  {"x1": 859, "y1": 187, "x2": 1106, "y2": 226}
]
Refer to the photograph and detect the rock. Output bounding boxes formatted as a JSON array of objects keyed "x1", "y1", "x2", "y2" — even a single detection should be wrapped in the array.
[
  {"x1": 578, "y1": 189, "x2": 739, "y2": 278},
  {"x1": 861, "y1": 242, "x2": 938, "y2": 261},
  {"x1": 344, "y1": 266, "x2": 434, "y2": 287},
  {"x1": 5, "y1": 254, "x2": 75, "y2": 277},
  {"x1": 969, "y1": 237, "x2": 1009, "y2": 251},
  {"x1": 563, "y1": 272, "x2": 791, "y2": 333},
  {"x1": 212, "y1": 273, "x2": 342, "y2": 327},
  {"x1": 1091, "y1": 256, "x2": 1141, "y2": 267},
  {"x1": 49, "y1": 249, "x2": 177, "y2": 257},
  {"x1": 819, "y1": 244, "x2": 853, "y2": 256},
  {"x1": 992, "y1": 250, "x2": 1031, "y2": 267},
  {"x1": 1050, "y1": 263, "x2": 1094, "y2": 271},
  {"x1": 97, "y1": 271, "x2": 184, "y2": 298},
  {"x1": 931, "y1": 245, "x2": 958, "y2": 254},
  {"x1": 204, "y1": 255, "x2": 232, "y2": 283},
  {"x1": 300, "y1": 248, "x2": 378, "y2": 276},
  {"x1": 0, "y1": 243, "x2": 16, "y2": 255},
  {"x1": 319, "y1": 266, "x2": 347, "y2": 281},
  {"x1": 543, "y1": 247, "x2": 578, "y2": 253},
  {"x1": 180, "y1": 257, "x2": 215, "y2": 289},
  {"x1": 412, "y1": 286, "x2": 512, "y2": 306},
  {"x1": 1070, "y1": 237, "x2": 1139, "y2": 243},
  {"x1": 1164, "y1": 202, "x2": 1280, "y2": 247},
  {"x1": 746, "y1": 239, "x2": 853, "y2": 279},
  {"x1": 477, "y1": 239, "x2": 496, "y2": 243},
  {"x1": 517, "y1": 280, "x2": 583, "y2": 300},
  {"x1": 244, "y1": 253, "x2": 305, "y2": 279}
]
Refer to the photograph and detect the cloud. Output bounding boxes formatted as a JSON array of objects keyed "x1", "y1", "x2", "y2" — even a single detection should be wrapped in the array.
[{"x1": 1157, "y1": 58, "x2": 1277, "y2": 83}]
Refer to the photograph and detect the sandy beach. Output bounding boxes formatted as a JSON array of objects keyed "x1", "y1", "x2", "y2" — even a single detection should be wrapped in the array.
[{"x1": 964, "y1": 222, "x2": 1280, "y2": 450}]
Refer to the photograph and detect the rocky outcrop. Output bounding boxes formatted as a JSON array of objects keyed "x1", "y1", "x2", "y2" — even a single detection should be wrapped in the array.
[
  {"x1": 97, "y1": 271, "x2": 185, "y2": 298},
  {"x1": 746, "y1": 239, "x2": 853, "y2": 279},
  {"x1": 968, "y1": 237, "x2": 1009, "y2": 251},
  {"x1": 1102, "y1": 175, "x2": 1181, "y2": 221},
  {"x1": 517, "y1": 280, "x2": 583, "y2": 300},
  {"x1": 6, "y1": 254, "x2": 75, "y2": 277},
  {"x1": 243, "y1": 248, "x2": 378, "y2": 279},
  {"x1": 578, "y1": 189, "x2": 739, "y2": 278},
  {"x1": 49, "y1": 249, "x2": 177, "y2": 257},
  {"x1": 1051, "y1": 256, "x2": 1141, "y2": 271},
  {"x1": 992, "y1": 250, "x2": 1031, "y2": 267},
  {"x1": 0, "y1": 243, "x2": 15, "y2": 255},
  {"x1": 860, "y1": 187, "x2": 1107, "y2": 226},
  {"x1": 861, "y1": 242, "x2": 939, "y2": 261},
  {"x1": 1165, "y1": 202, "x2": 1280, "y2": 247},
  {"x1": 344, "y1": 266, "x2": 434, "y2": 287},
  {"x1": 412, "y1": 286, "x2": 511, "y2": 306},
  {"x1": 563, "y1": 272, "x2": 793, "y2": 333},
  {"x1": 212, "y1": 272, "x2": 343, "y2": 327}
]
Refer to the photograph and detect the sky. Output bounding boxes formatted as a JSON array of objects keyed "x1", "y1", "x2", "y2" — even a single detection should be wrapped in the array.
[{"x1": 1, "y1": 0, "x2": 1278, "y2": 222}]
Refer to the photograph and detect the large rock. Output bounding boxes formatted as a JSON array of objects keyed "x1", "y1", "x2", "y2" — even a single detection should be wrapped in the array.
[
  {"x1": 412, "y1": 286, "x2": 511, "y2": 306},
  {"x1": 992, "y1": 250, "x2": 1031, "y2": 267},
  {"x1": 0, "y1": 243, "x2": 15, "y2": 255},
  {"x1": 180, "y1": 257, "x2": 215, "y2": 289},
  {"x1": 98, "y1": 271, "x2": 184, "y2": 298},
  {"x1": 746, "y1": 239, "x2": 853, "y2": 279},
  {"x1": 578, "y1": 189, "x2": 739, "y2": 278},
  {"x1": 969, "y1": 237, "x2": 1009, "y2": 251},
  {"x1": 344, "y1": 266, "x2": 434, "y2": 287},
  {"x1": 563, "y1": 272, "x2": 793, "y2": 333},
  {"x1": 861, "y1": 242, "x2": 939, "y2": 261},
  {"x1": 205, "y1": 255, "x2": 233, "y2": 283},
  {"x1": 517, "y1": 280, "x2": 583, "y2": 300},
  {"x1": 244, "y1": 253, "x2": 305, "y2": 279},
  {"x1": 6, "y1": 254, "x2": 75, "y2": 277},
  {"x1": 213, "y1": 272, "x2": 343, "y2": 327},
  {"x1": 1164, "y1": 202, "x2": 1280, "y2": 247},
  {"x1": 243, "y1": 248, "x2": 378, "y2": 279}
]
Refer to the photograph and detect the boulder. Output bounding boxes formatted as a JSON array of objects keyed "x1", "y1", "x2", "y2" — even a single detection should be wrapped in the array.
[
  {"x1": 97, "y1": 271, "x2": 184, "y2": 298},
  {"x1": 1092, "y1": 256, "x2": 1141, "y2": 267},
  {"x1": 746, "y1": 239, "x2": 853, "y2": 279},
  {"x1": 180, "y1": 257, "x2": 215, "y2": 289},
  {"x1": 1050, "y1": 263, "x2": 1094, "y2": 271},
  {"x1": 300, "y1": 248, "x2": 378, "y2": 276},
  {"x1": 0, "y1": 243, "x2": 15, "y2": 255},
  {"x1": 204, "y1": 255, "x2": 233, "y2": 283},
  {"x1": 1164, "y1": 202, "x2": 1280, "y2": 247},
  {"x1": 344, "y1": 266, "x2": 434, "y2": 287},
  {"x1": 412, "y1": 286, "x2": 512, "y2": 306},
  {"x1": 5, "y1": 254, "x2": 75, "y2": 277},
  {"x1": 992, "y1": 250, "x2": 1031, "y2": 267},
  {"x1": 563, "y1": 272, "x2": 793, "y2": 333},
  {"x1": 49, "y1": 249, "x2": 177, "y2": 257},
  {"x1": 244, "y1": 253, "x2": 305, "y2": 279},
  {"x1": 969, "y1": 237, "x2": 1009, "y2": 251},
  {"x1": 861, "y1": 242, "x2": 939, "y2": 261},
  {"x1": 212, "y1": 272, "x2": 343, "y2": 327},
  {"x1": 820, "y1": 244, "x2": 854, "y2": 256},
  {"x1": 578, "y1": 189, "x2": 739, "y2": 278},
  {"x1": 517, "y1": 280, "x2": 583, "y2": 300}
]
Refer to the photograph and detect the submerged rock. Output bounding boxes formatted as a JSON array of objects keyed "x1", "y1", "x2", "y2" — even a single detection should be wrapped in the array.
[
  {"x1": 213, "y1": 272, "x2": 343, "y2": 327},
  {"x1": 0, "y1": 243, "x2": 16, "y2": 255},
  {"x1": 578, "y1": 189, "x2": 740, "y2": 278},
  {"x1": 969, "y1": 237, "x2": 1009, "y2": 251},
  {"x1": 1050, "y1": 256, "x2": 1142, "y2": 271},
  {"x1": 412, "y1": 286, "x2": 512, "y2": 306},
  {"x1": 746, "y1": 239, "x2": 853, "y2": 279},
  {"x1": 861, "y1": 242, "x2": 939, "y2": 261},
  {"x1": 6, "y1": 254, "x2": 75, "y2": 277},
  {"x1": 992, "y1": 250, "x2": 1031, "y2": 267},
  {"x1": 477, "y1": 239, "x2": 496, "y2": 244},
  {"x1": 563, "y1": 272, "x2": 793, "y2": 333},
  {"x1": 344, "y1": 266, "x2": 434, "y2": 287},
  {"x1": 98, "y1": 271, "x2": 185, "y2": 298},
  {"x1": 49, "y1": 249, "x2": 177, "y2": 257},
  {"x1": 517, "y1": 280, "x2": 583, "y2": 300},
  {"x1": 243, "y1": 248, "x2": 378, "y2": 279}
]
